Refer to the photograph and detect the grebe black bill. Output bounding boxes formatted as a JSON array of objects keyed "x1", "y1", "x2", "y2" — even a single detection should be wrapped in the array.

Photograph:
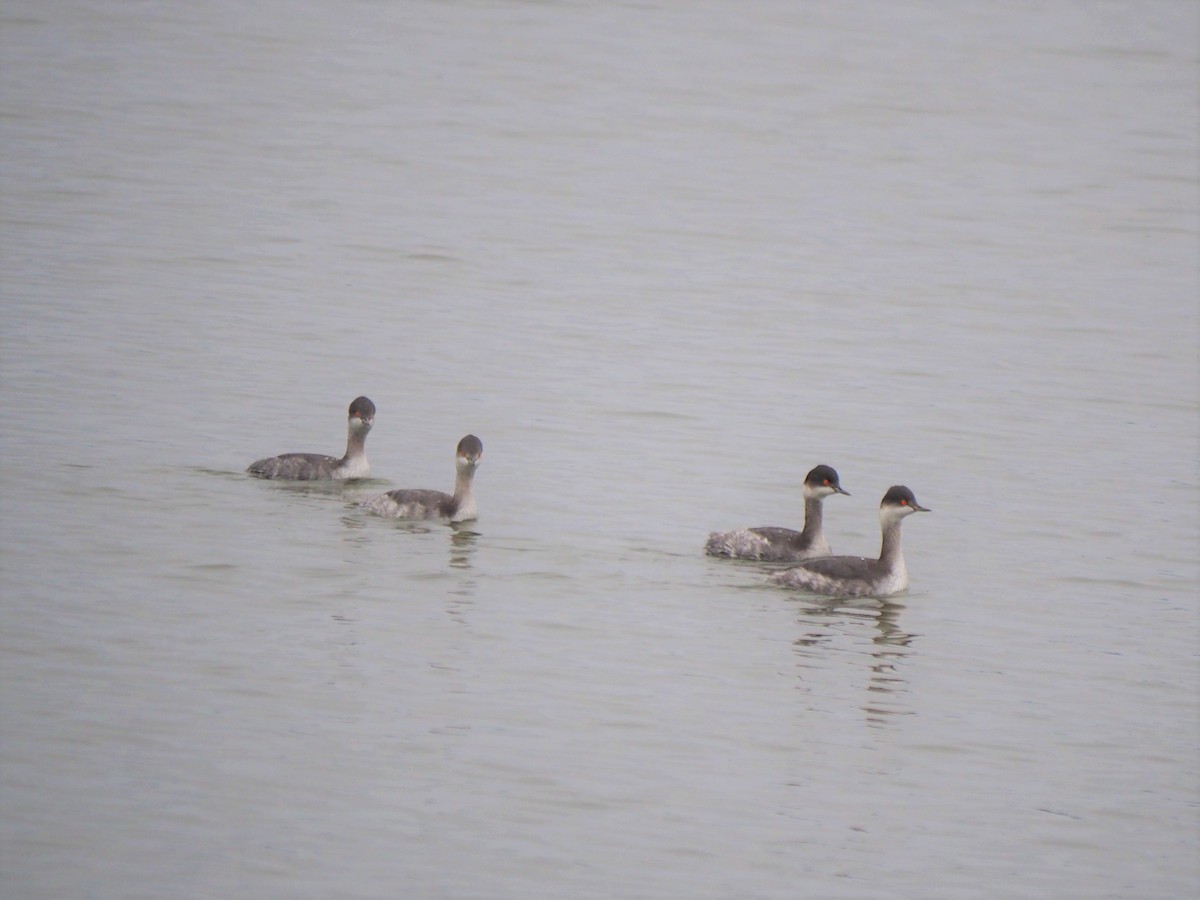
[
  {"x1": 769, "y1": 485, "x2": 930, "y2": 598},
  {"x1": 362, "y1": 434, "x2": 482, "y2": 522},
  {"x1": 247, "y1": 396, "x2": 375, "y2": 480},
  {"x1": 705, "y1": 464, "x2": 850, "y2": 561}
]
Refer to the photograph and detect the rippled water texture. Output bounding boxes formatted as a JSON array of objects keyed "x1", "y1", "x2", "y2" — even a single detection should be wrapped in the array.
[{"x1": 2, "y1": 2, "x2": 1197, "y2": 897}]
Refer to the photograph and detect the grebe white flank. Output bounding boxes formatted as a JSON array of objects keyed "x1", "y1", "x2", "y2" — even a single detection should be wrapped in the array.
[
  {"x1": 705, "y1": 464, "x2": 849, "y2": 562},
  {"x1": 769, "y1": 485, "x2": 929, "y2": 597},
  {"x1": 247, "y1": 396, "x2": 375, "y2": 481},
  {"x1": 362, "y1": 434, "x2": 482, "y2": 522}
]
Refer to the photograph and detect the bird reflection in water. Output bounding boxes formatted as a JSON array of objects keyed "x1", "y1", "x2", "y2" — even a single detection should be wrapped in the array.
[
  {"x1": 448, "y1": 524, "x2": 479, "y2": 570},
  {"x1": 445, "y1": 525, "x2": 480, "y2": 622},
  {"x1": 792, "y1": 598, "x2": 917, "y2": 728}
]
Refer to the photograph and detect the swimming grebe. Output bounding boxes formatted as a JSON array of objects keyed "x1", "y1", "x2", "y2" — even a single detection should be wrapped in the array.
[
  {"x1": 769, "y1": 485, "x2": 930, "y2": 597},
  {"x1": 705, "y1": 464, "x2": 850, "y2": 561},
  {"x1": 362, "y1": 434, "x2": 482, "y2": 522},
  {"x1": 247, "y1": 396, "x2": 375, "y2": 480}
]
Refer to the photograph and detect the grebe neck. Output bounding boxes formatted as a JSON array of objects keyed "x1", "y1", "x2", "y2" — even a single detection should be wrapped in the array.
[
  {"x1": 450, "y1": 465, "x2": 477, "y2": 521},
  {"x1": 799, "y1": 493, "x2": 825, "y2": 540},
  {"x1": 344, "y1": 423, "x2": 368, "y2": 459},
  {"x1": 879, "y1": 518, "x2": 905, "y2": 567}
]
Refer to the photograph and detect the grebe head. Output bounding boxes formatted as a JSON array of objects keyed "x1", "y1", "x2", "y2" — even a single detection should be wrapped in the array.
[
  {"x1": 456, "y1": 434, "x2": 483, "y2": 470},
  {"x1": 348, "y1": 396, "x2": 375, "y2": 433},
  {"x1": 879, "y1": 485, "x2": 930, "y2": 523},
  {"x1": 803, "y1": 464, "x2": 850, "y2": 499}
]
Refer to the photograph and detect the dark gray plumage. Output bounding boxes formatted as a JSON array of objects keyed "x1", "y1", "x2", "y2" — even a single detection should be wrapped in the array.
[
  {"x1": 705, "y1": 464, "x2": 850, "y2": 561},
  {"x1": 363, "y1": 434, "x2": 482, "y2": 522},
  {"x1": 770, "y1": 486, "x2": 930, "y2": 597},
  {"x1": 248, "y1": 396, "x2": 375, "y2": 481}
]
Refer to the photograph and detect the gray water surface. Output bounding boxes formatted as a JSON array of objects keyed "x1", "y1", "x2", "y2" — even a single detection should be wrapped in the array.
[{"x1": 2, "y1": 2, "x2": 1197, "y2": 898}]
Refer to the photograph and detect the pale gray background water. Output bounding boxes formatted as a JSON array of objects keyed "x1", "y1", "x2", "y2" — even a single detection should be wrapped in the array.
[{"x1": 2, "y1": 2, "x2": 1197, "y2": 898}]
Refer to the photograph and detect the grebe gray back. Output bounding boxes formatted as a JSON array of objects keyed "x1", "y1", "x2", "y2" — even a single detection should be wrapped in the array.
[
  {"x1": 362, "y1": 434, "x2": 482, "y2": 522},
  {"x1": 769, "y1": 485, "x2": 929, "y2": 597},
  {"x1": 705, "y1": 464, "x2": 850, "y2": 561},
  {"x1": 247, "y1": 396, "x2": 375, "y2": 481}
]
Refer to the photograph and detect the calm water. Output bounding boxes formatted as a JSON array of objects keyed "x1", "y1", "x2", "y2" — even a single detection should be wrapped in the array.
[{"x1": 2, "y1": 2, "x2": 1197, "y2": 897}]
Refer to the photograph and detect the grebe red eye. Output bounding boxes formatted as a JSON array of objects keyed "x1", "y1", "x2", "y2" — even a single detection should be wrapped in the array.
[
  {"x1": 823, "y1": 479, "x2": 830, "y2": 486},
  {"x1": 901, "y1": 499, "x2": 908, "y2": 505}
]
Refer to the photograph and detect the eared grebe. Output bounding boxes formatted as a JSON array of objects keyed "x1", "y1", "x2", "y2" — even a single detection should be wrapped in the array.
[
  {"x1": 362, "y1": 434, "x2": 482, "y2": 522},
  {"x1": 769, "y1": 485, "x2": 929, "y2": 597},
  {"x1": 705, "y1": 464, "x2": 850, "y2": 561},
  {"x1": 247, "y1": 396, "x2": 375, "y2": 480}
]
